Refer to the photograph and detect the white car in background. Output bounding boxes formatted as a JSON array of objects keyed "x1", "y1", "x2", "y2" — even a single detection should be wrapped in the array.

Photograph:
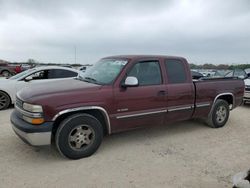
[
  {"x1": 244, "y1": 78, "x2": 250, "y2": 104},
  {"x1": 0, "y1": 66, "x2": 81, "y2": 110}
]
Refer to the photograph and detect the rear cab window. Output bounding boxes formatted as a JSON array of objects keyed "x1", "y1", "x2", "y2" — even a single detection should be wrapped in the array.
[{"x1": 165, "y1": 59, "x2": 188, "y2": 84}]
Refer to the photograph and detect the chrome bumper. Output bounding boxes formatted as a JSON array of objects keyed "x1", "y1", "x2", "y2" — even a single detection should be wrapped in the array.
[{"x1": 12, "y1": 124, "x2": 51, "y2": 146}]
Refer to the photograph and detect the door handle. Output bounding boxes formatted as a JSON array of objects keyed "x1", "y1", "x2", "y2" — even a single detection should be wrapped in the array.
[{"x1": 157, "y1": 90, "x2": 167, "y2": 96}]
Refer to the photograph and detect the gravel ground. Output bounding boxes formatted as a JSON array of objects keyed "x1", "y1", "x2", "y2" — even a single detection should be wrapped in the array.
[{"x1": 0, "y1": 105, "x2": 250, "y2": 188}]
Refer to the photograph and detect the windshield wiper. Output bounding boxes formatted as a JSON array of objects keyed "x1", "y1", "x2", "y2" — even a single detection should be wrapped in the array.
[
  {"x1": 84, "y1": 77, "x2": 97, "y2": 82},
  {"x1": 84, "y1": 77, "x2": 102, "y2": 85}
]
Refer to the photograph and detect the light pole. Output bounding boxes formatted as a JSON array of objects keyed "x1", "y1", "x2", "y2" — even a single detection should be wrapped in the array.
[{"x1": 74, "y1": 46, "x2": 76, "y2": 64}]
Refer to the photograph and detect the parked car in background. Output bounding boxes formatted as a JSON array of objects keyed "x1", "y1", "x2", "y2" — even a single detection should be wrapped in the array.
[
  {"x1": 0, "y1": 66, "x2": 81, "y2": 110},
  {"x1": 213, "y1": 70, "x2": 231, "y2": 78},
  {"x1": 10, "y1": 55, "x2": 244, "y2": 159},
  {"x1": 191, "y1": 70, "x2": 204, "y2": 80},
  {"x1": 199, "y1": 71, "x2": 215, "y2": 77},
  {"x1": 20, "y1": 64, "x2": 33, "y2": 71},
  {"x1": 224, "y1": 69, "x2": 247, "y2": 79},
  {"x1": 245, "y1": 68, "x2": 250, "y2": 78},
  {"x1": 245, "y1": 68, "x2": 250, "y2": 73},
  {"x1": 0, "y1": 63, "x2": 16, "y2": 77},
  {"x1": 243, "y1": 77, "x2": 250, "y2": 104},
  {"x1": 79, "y1": 66, "x2": 89, "y2": 73}
]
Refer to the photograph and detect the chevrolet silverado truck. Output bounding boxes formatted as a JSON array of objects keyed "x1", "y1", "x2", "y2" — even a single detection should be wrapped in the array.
[{"x1": 11, "y1": 55, "x2": 244, "y2": 159}]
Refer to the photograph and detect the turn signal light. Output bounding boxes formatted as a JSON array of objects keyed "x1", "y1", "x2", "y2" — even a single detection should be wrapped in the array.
[
  {"x1": 31, "y1": 118, "x2": 44, "y2": 124},
  {"x1": 23, "y1": 116, "x2": 44, "y2": 125}
]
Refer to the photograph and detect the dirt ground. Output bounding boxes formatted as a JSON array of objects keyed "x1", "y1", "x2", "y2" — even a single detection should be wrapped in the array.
[{"x1": 0, "y1": 105, "x2": 250, "y2": 188}]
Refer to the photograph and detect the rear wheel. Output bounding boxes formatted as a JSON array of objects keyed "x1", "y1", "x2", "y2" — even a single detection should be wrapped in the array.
[
  {"x1": 0, "y1": 91, "x2": 10, "y2": 110},
  {"x1": 55, "y1": 113, "x2": 103, "y2": 159},
  {"x1": 206, "y1": 99, "x2": 230, "y2": 128}
]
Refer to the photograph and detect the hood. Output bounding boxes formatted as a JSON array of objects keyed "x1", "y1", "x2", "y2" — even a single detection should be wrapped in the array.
[
  {"x1": 0, "y1": 78, "x2": 10, "y2": 82},
  {"x1": 18, "y1": 78, "x2": 102, "y2": 102},
  {"x1": 0, "y1": 78, "x2": 16, "y2": 86},
  {"x1": 244, "y1": 78, "x2": 250, "y2": 86}
]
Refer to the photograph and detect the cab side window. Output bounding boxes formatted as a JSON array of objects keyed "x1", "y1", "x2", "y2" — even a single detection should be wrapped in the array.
[
  {"x1": 165, "y1": 60, "x2": 187, "y2": 84},
  {"x1": 127, "y1": 61, "x2": 162, "y2": 86}
]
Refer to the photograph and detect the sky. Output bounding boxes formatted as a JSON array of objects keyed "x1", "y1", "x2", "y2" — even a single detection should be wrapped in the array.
[{"x1": 0, "y1": 0, "x2": 250, "y2": 64}]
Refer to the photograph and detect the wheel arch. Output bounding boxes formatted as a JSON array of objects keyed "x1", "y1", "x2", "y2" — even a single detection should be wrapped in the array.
[
  {"x1": 52, "y1": 106, "x2": 111, "y2": 136},
  {"x1": 0, "y1": 69, "x2": 10, "y2": 73},
  {"x1": 207, "y1": 92, "x2": 234, "y2": 118},
  {"x1": 0, "y1": 90, "x2": 12, "y2": 104},
  {"x1": 213, "y1": 92, "x2": 234, "y2": 109}
]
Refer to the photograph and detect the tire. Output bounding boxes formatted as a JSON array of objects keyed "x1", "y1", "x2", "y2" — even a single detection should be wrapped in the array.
[
  {"x1": 1, "y1": 70, "x2": 11, "y2": 77},
  {"x1": 0, "y1": 91, "x2": 11, "y2": 110},
  {"x1": 55, "y1": 113, "x2": 103, "y2": 159},
  {"x1": 206, "y1": 99, "x2": 230, "y2": 128}
]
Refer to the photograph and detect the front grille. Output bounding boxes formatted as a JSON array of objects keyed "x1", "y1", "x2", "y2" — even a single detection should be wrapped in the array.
[
  {"x1": 246, "y1": 87, "x2": 250, "y2": 92},
  {"x1": 15, "y1": 97, "x2": 23, "y2": 109}
]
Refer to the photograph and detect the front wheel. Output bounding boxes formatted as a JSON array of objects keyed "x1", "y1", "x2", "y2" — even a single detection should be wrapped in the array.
[
  {"x1": 55, "y1": 113, "x2": 103, "y2": 159},
  {"x1": 0, "y1": 91, "x2": 11, "y2": 110},
  {"x1": 206, "y1": 99, "x2": 230, "y2": 128}
]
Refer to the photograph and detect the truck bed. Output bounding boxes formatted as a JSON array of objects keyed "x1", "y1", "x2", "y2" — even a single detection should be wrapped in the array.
[{"x1": 192, "y1": 77, "x2": 244, "y2": 118}]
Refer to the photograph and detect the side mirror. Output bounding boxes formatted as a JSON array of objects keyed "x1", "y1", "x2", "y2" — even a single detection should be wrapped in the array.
[
  {"x1": 122, "y1": 76, "x2": 139, "y2": 87},
  {"x1": 24, "y1": 76, "x2": 33, "y2": 82}
]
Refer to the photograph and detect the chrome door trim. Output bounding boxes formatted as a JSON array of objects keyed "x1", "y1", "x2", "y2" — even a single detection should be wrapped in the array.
[
  {"x1": 168, "y1": 105, "x2": 194, "y2": 112},
  {"x1": 196, "y1": 103, "x2": 211, "y2": 108},
  {"x1": 116, "y1": 109, "x2": 167, "y2": 119},
  {"x1": 116, "y1": 104, "x2": 194, "y2": 119}
]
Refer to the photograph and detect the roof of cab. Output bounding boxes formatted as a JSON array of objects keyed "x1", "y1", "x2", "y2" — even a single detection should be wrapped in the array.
[{"x1": 102, "y1": 55, "x2": 186, "y2": 61}]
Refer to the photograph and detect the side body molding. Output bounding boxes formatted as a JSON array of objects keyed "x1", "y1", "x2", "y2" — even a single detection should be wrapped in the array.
[{"x1": 52, "y1": 106, "x2": 111, "y2": 134}]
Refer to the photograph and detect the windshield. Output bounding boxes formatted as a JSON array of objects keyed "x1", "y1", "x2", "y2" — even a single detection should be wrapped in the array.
[
  {"x1": 78, "y1": 59, "x2": 128, "y2": 85},
  {"x1": 9, "y1": 68, "x2": 35, "y2": 80}
]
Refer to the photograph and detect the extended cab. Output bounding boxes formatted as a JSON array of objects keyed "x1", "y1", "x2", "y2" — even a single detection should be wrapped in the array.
[{"x1": 11, "y1": 55, "x2": 244, "y2": 159}]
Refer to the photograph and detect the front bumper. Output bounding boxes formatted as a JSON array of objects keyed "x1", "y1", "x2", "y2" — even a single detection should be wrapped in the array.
[{"x1": 11, "y1": 110, "x2": 53, "y2": 146}]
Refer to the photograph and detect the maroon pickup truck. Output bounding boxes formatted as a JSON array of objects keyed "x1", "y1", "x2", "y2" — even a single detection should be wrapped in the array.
[{"x1": 11, "y1": 55, "x2": 244, "y2": 159}]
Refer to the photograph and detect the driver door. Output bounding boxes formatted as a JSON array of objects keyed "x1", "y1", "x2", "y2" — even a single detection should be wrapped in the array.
[{"x1": 112, "y1": 60, "x2": 167, "y2": 133}]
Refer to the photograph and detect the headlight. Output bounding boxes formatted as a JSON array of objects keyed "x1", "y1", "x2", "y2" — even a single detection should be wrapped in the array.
[{"x1": 23, "y1": 103, "x2": 43, "y2": 113}]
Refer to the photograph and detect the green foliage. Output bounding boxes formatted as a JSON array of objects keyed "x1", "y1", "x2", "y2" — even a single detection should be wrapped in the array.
[{"x1": 228, "y1": 64, "x2": 250, "y2": 70}]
